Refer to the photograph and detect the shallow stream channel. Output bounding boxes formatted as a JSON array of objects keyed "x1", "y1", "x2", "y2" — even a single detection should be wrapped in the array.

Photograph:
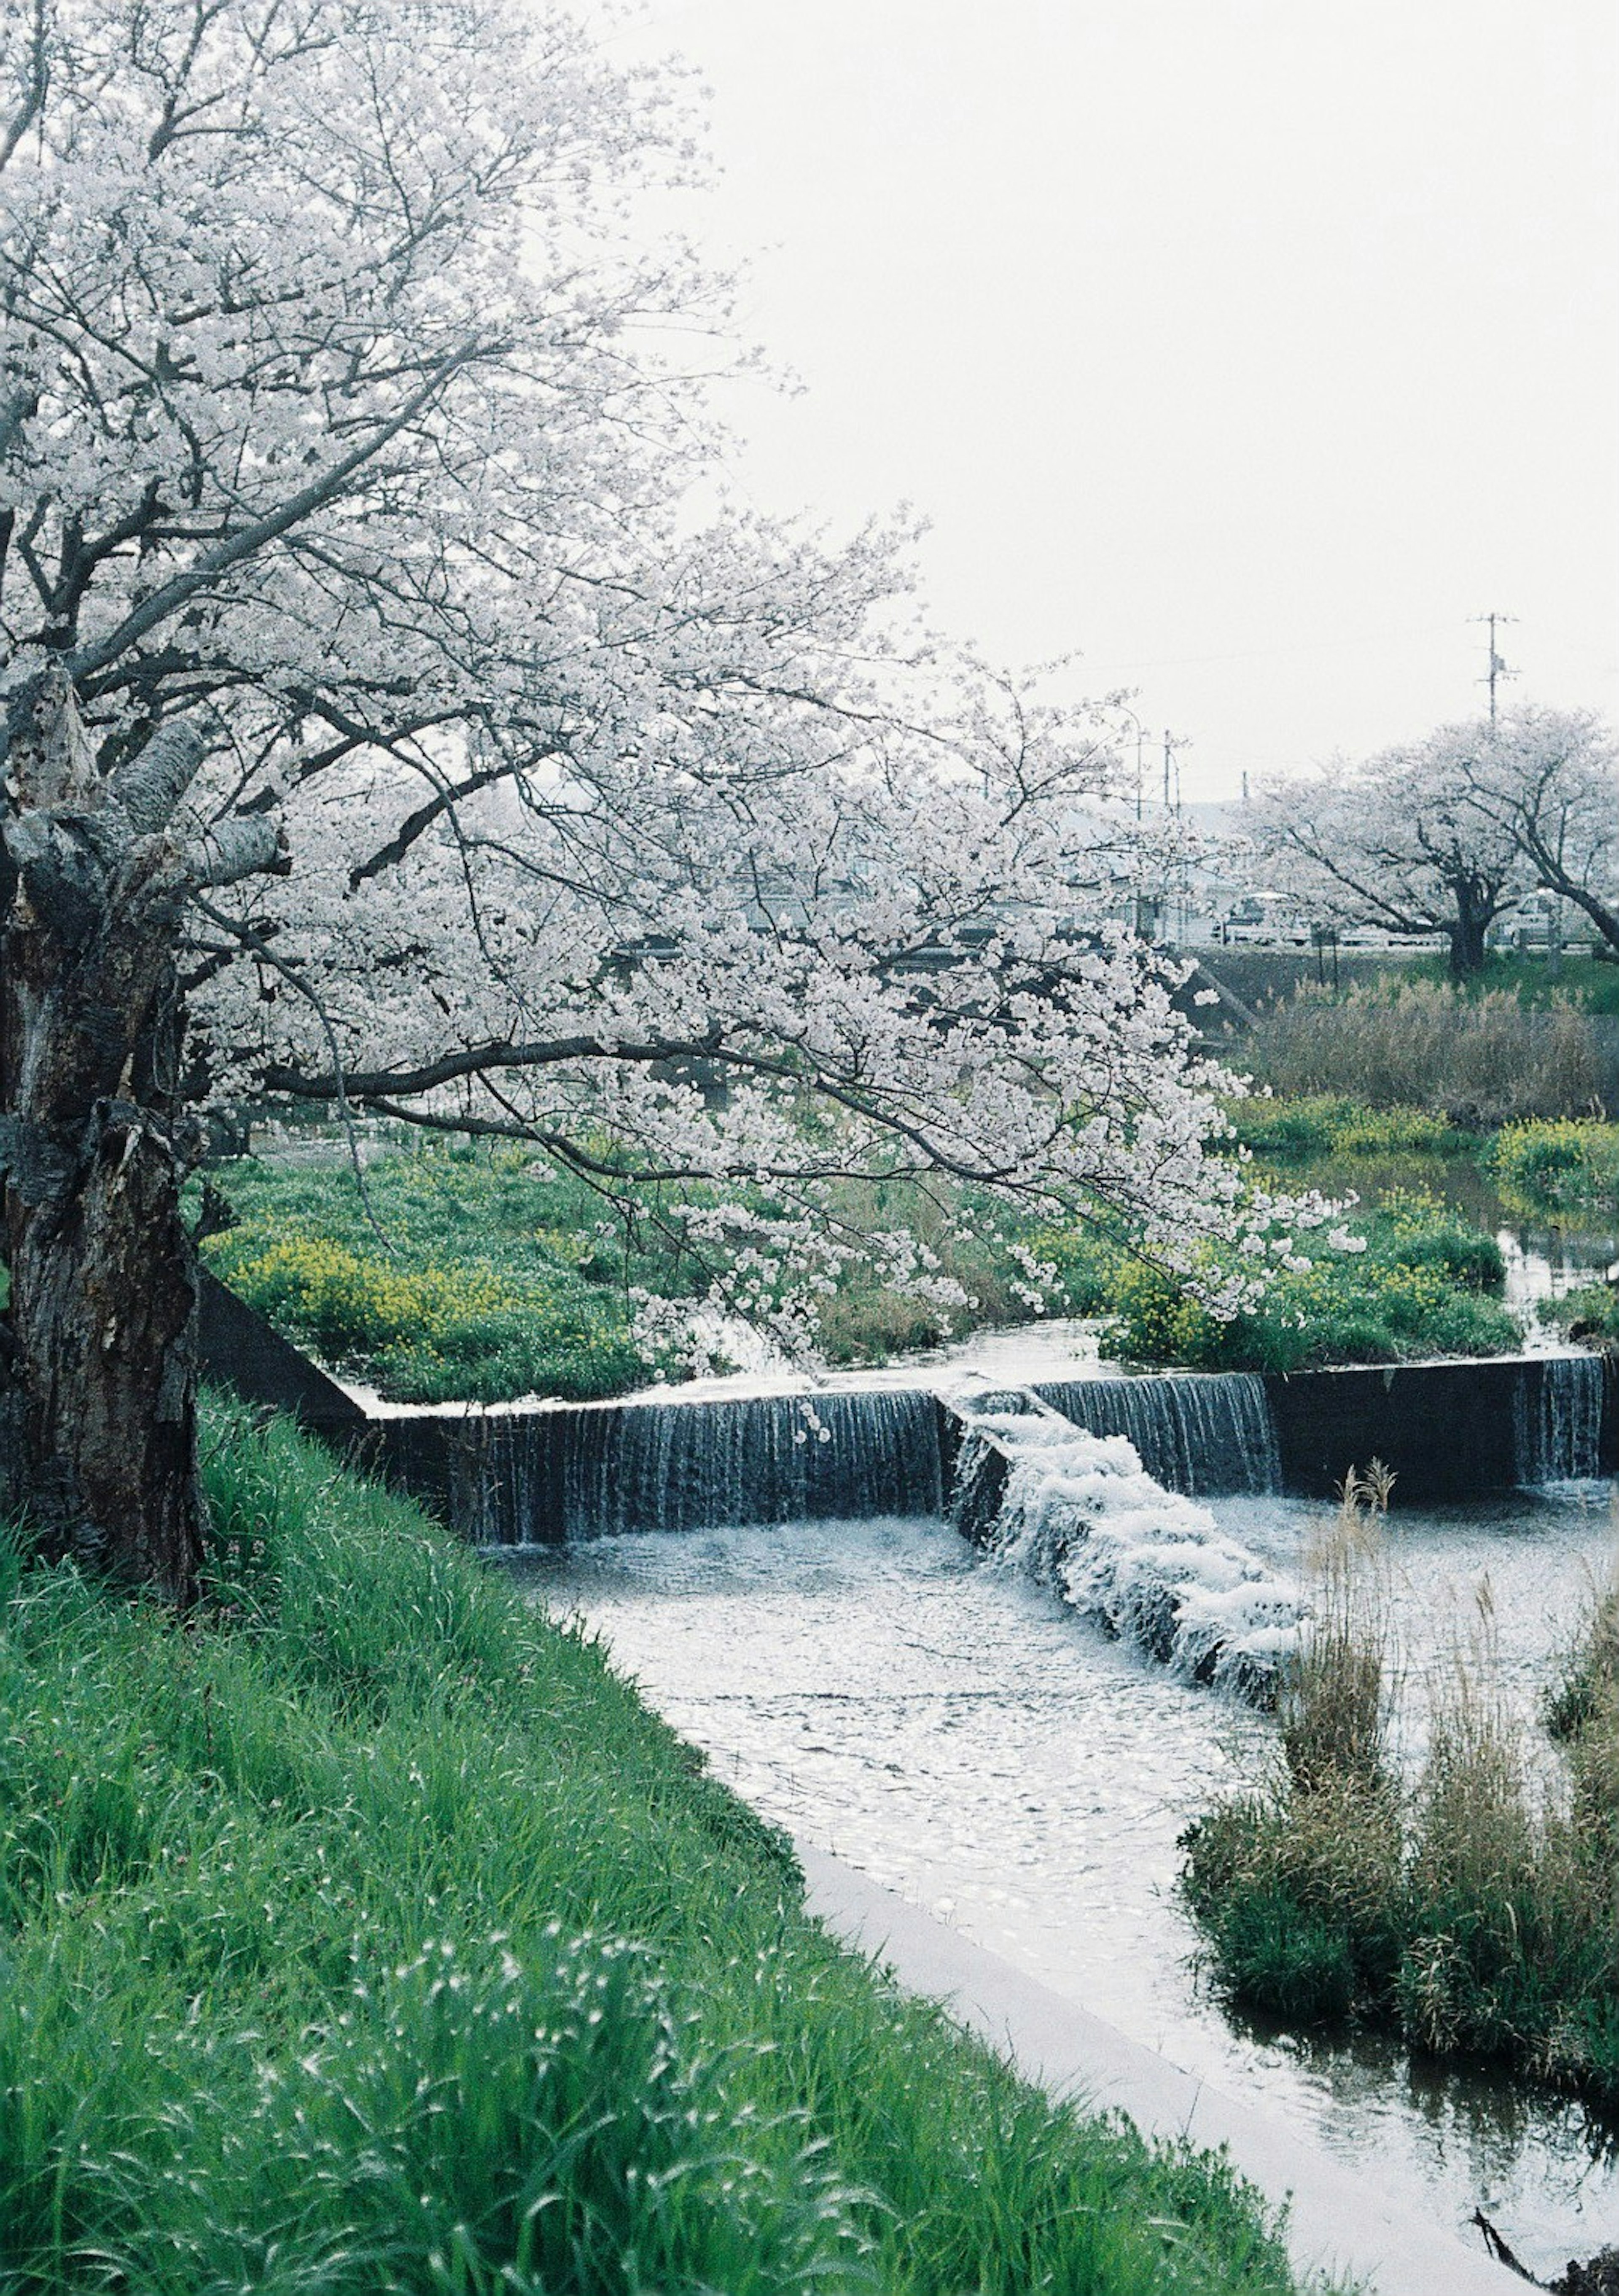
[{"x1": 508, "y1": 1464, "x2": 1619, "y2": 2280}]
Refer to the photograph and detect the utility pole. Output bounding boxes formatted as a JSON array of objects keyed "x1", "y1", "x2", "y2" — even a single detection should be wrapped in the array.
[
  {"x1": 1162, "y1": 729, "x2": 1188, "y2": 941},
  {"x1": 1471, "y1": 611, "x2": 1517, "y2": 726}
]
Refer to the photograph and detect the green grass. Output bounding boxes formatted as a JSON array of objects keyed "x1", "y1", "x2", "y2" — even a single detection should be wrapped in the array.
[
  {"x1": 0, "y1": 1400, "x2": 1310, "y2": 2295},
  {"x1": 1487, "y1": 1118, "x2": 1619, "y2": 1221},
  {"x1": 1544, "y1": 1284, "x2": 1619, "y2": 1345},
  {"x1": 1405, "y1": 949, "x2": 1619, "y2": 1015},
  {"x1": 195, "y1": 1149, "x2": 1074, "y2": 1399},
  {"x1": 195, "y1": 1106, "x2": 1556, "y2": 1404},
  {"x1": 195, "y1": 1145, "x2": 665, "y2": 1402},
  {"x1": 1219, "y1": 1097, "x2": 1477, "y2": 1162}
]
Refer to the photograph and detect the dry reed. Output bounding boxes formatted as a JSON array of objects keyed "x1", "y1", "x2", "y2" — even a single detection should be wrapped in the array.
[{"x1": 1245, "y1": 981, "x2": 1605, "y2": 1124}]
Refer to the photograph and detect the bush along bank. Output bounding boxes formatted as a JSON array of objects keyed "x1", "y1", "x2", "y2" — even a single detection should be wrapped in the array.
[
  {"x1": 1487, "y1": 1119, "x2": 1619, "y2": 1222},
  {"x1": 1217, "y1": 1096, "x2": 1479, "y2": 1163},
  {"x1": 195, "y1": 1147, "x2": 661, "y2": 1402},
  {"x1": 1181, "y1": 1486, "x2": 1619, "y2": 2110},
  {"x1": 193, "y1": 1120, "x2": 1544, "y2": 1403},
  {"x1": 1042, "y1": 1187, "x2": 1519, "y2": 1375},
  {"x1": 192, "y1": 1147, "x2": 1098, "y2": 1400},
  {"x1": 0, "y1": 1399, "x2": 1309, "y2": 2296}
]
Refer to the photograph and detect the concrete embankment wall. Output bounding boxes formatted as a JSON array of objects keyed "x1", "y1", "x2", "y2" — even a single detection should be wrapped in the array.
[{"x1": 1263, "y1": 1350, "x2": 1618, "y2": 1500}]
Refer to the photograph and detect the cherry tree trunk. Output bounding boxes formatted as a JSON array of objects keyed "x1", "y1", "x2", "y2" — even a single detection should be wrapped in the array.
[
  {"x1": 1447, "y1": 904, "x2": 1490, "y2": 978},
  {"x1": 0, "y1": 670, "x2": 207, "y2": 1604}
]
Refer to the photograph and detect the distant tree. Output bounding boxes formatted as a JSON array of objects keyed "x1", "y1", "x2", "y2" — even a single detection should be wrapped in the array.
[
  {"x1": 1248, "y1": 732, "x2": 1528, "y2": 978},
  {"x1": 0, "y1": 0, "x2": 1271, "y2": 1603},
  {"x1": 1447, "y1": 707, "x2": 1619, "y2": 957}
]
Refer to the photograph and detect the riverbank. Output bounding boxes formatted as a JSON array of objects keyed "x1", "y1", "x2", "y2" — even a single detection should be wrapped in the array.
[
  {"x1": 526, "y1": 1483, "x2": 1619, "y2": 2280},
  {"x1": 0, "y1": 1398, "x2": 1310, "y2": 2295},
  {"x1": 191, "y1": 1102, "x2": 1619, "y2": 1403}
]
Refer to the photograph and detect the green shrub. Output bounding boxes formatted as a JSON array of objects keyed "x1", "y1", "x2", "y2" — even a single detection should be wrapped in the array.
[
  {"x1": 194, "y1": 1149, "x2": 1105, "y2": 1393},
  {"x1": 1488, "y1": 1119, "x2": 1619, "y2": 1217},
  {"x1": 1098, "y1": 1192, "x2": 1520, "y2": 1375},
  {"x1": 1367, "y1": 1187, "x2": 1506, "y2": 1291},
  {"x1": 1544, "y1": 1284, "x2": 1619, "y2": 1346},
  {"x1": 1223, "y1": 1096, "x2": 1465, "y2": 1160},
  {"x1": 1221, "y1": 1096, "x2": 1358, "y2": 1159}
]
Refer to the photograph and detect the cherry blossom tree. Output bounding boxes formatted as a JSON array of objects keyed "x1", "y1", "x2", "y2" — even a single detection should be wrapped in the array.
[
  {"x1": 0, "y1": 0, "x2": 1276, "y2": 1602},
  {"x1": 1247, "y1": 733, "x2": 1529, "y2": 977},
  {"x1": 1447, "y1": 706, "x2": 1619, "y2": 957}
]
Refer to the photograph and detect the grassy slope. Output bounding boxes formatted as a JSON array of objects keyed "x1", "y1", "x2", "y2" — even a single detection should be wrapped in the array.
[
  {"x1": 0, "y1": 1401, "x2": 1310, "y2": 2296},
  {"x1": 1403, "y1": 950, "x2": 1619, "y2": 1015}
]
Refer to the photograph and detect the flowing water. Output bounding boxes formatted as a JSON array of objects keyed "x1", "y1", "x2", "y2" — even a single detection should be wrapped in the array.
[
  {"x1": 512, "y1": 1476, "x2": 1619, "y2": 2281},
  {"x1": 1034, "y1": 1371, "x2": 1282, "y2": 1496}
]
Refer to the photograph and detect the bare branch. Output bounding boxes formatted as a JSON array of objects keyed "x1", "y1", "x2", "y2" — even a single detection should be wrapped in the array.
[
  {"x1": 66, "y1": 342, "x2": 502, "y2": 681},
  {"x1": 183, "y1": 813, "x2": 287, "y2": 887},
  {"x1": 110, "y1": 719, "x2": 213, "y2": 833}
]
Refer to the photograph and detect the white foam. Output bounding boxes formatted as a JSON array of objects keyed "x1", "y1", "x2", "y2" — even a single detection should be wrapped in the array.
[{"x1": 960, "y1": 1413, "x2": 1301, "y2": 1699}]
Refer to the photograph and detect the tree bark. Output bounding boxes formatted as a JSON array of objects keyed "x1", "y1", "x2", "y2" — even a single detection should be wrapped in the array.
[
  {"x1": 1447, "y1": 883, "x2": 1493, "y2": 978},
  {"x1": 0, "y1": 668, "x2": 216, "y2": 1603}
]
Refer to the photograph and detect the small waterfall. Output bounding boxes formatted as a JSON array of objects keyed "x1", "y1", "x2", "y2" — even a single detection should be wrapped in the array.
[
  {"x1": 945, "y1": 1388, "x2": 1299, "y2": 1704},
  {"x1": 1034, "y1": 1373, "x2": 1281, "y2": 1496},
  {"x1": 559, "y1": 1389, "x2": 944, "y2": 1536},
  {"x1": 1512, "y1": 1353, "x2": 1607, "y2": 1485},
  {"x1": 449, "y1": 1388, "x2": 946, "y2": 1543}
]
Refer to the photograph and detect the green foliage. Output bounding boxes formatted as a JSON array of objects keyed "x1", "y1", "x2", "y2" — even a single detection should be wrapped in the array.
[
  {"x1": 0, "y1": 1401, "x2": 1305, "y2": 2295},
  {"x1": 195, "y1": 1151, "x2": 1093, "y2": 1395},
  {"x1": 810, "y1": 1179, "x2": 1049, "y2": 1365},
  {"x1": 1487, "y1": 1119, "x2": 1619, "y2": 1219},
  {"x1": 1221, "y1": 1097, "x2": 1470, "y2": 1161},
  {"x1": 197, "y1": 1148, "x2": 659, "y2": 1402},
  {"x1": 1078, "y1": 1186, "x2": 1518, "y2": 1376},
  {"x1": 1545, "y1": 1285, "x2": 1619, "y2": 1345}
]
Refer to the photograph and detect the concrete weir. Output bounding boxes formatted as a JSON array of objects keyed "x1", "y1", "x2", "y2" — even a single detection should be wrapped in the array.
[{"x1": 200, "y1": 1276, "x2": 1617, "y2": 1544}]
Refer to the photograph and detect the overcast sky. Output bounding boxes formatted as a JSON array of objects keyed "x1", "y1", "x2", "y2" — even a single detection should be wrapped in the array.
[{"x1": 597, "y1": 2, "x2": 1618, "y2": 800}]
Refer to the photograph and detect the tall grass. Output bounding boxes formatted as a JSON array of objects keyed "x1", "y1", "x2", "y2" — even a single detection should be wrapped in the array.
[
  {"x1": 1241, "y1": 981, "x2": 1607, "y2": 1125},
  {"x1": 1545, "y1": 1498, "x2": 1619, "y2": 1742},
  {"x1": 0, "y1": 1399, "x2": 1307, "y2": 2295},
  {"x1": 1184, "y1": 1487, "x2": 1619, "y2": 2106},
  {"x1": 1280, "y1": 1469, "x2": 1396, "y2": 1799}
]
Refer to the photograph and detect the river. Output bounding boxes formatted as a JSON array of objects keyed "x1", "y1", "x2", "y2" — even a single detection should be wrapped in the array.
[{"x1": 511, "y1": 1475, "x2": 1619, "y2": 2282}]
